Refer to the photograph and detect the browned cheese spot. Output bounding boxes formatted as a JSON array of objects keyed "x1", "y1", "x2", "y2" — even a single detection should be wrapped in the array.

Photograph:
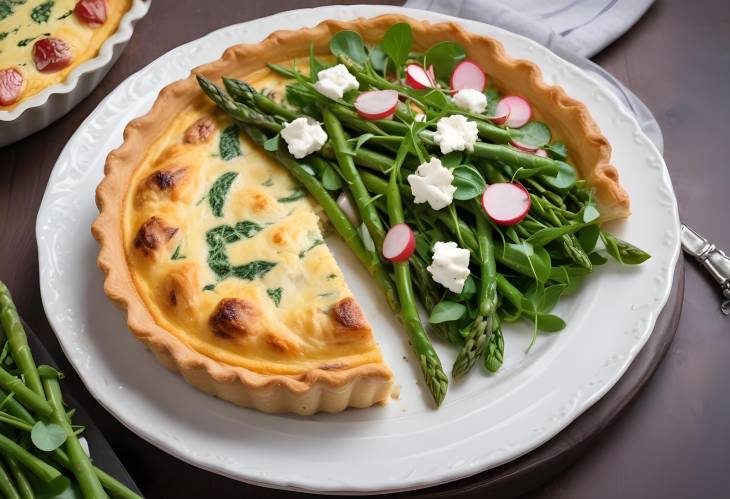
[
  {"x1": 133, "y1": 217, "x2": 178, "y2": 256},
  {"x1": 331, "y1": 297, "x2": 368, "y2": 332},
  {"x1": 183, "y1": 117, "x2": 216, "y2": 144},
  {"x1": 209, "y1": 298, "x2": 260, "y2": 339}
]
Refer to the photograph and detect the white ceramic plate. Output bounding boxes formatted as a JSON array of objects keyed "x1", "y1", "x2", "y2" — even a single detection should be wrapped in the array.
[
  {"x1": 0, "y1": 0, "x2": 150, "y2": 147},
  {"x1": 36, "y1": 5, "x2": 680, "y2": 494}
]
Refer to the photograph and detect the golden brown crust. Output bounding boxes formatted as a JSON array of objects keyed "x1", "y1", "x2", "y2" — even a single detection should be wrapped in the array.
[{"x1": 93, "y1": 14, "x2": 630, "y2": 415}]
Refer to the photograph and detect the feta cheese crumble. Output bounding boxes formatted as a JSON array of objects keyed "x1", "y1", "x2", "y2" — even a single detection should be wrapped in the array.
[
  {"x1": 280, "y1": 117, "x2": 328, "y2": 159},
  {"x1": 314, "y1": 64, "x2": 359, "y2": 100},
  {"x1": 453, "y1": 88, "x2": 487, "y2": 114},
  {"x1": 433, "y1": 114, "x2": 479, "y2": 154},
  {"x1": 406, "y1": 157, "x2": 456, "y2": 210},
  {"x1": 427, "y1": 241, "x2": 471, "y2": 293}
]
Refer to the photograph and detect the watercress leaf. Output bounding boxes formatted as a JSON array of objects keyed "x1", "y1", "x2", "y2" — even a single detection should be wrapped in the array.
[
  {"x1": 540, "y1": 161, "x2": 577, "y2": 192},
  {"x1": 544, "y1": 142, "x2": 568, "y2": 160},
  {"x1": 429, "y1": 300, "x2": 467, "y2": 324},
  {"x1": 263, "y1": 133, "x2": 280, "y2": 152},
  {"x1": 601, "y1": 232, "x2": 651, "y2": 264},
  {"x1": 582, "y1": 203, "x2": 600, "y2": 223},
  {"x1": 31, "y1": 421, "x2": 67, "y2": 452},
  {"x1": 526, "y1": 223, "x2": 586, "y2": 247},
  {"x1": 535, "y1": 313, "x2": 566, "y2": 332},
  {"x1": 452, "y1": 165, "x2": 486, "y2": 200},
  {"x1": 382, "y1": 22, "x2": 413, "y2": 69},
  {"x1": 369, "y1": 46, "x2": 388, "y2": 73},
  {"x1": 459, "y1": 275, "x2": 477, "y2": 300},
  {"x1": 424, "y1": 41, "x2": 467, "y2": 81},
  {"x1": 577, "y1": 224, "x2": 601, "y2": 253},
  {"x1": 330, "y1": 30, "x2": 367, "y2": 65},
  {"x1": 541, "y1": 284, "x2": 567, "y2": 312},
  {"x1": 322, "y1": 164, "x2": 343, "y2": 190},
  {"x1": 440, "y1": 151, "x2": 463, "y2": 167},
  {"x1": 418, "y1": 88, "x2": 451, "y2": 109},
  {"x1": 414, "y1": 232, "x2": 433, "y2": 261},
  {"x1": 505, "y1": 226, "x2": 521, "y2": 244},
  {"x1": 485, "y1": 87, "x2": 500, "y2": 115},
  {"x1": 497, "y1": 242, "x2": 552, "y2": 282},
  {"x1": 509, "y1": 121, "x2": 551, "y2": 147},
  {"x1": 589, "y1": 252, "x2": 609, "y2": 265}
]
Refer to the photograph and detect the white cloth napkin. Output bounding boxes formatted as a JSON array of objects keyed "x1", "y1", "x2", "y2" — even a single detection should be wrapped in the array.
[{"x1": 404, "y1": 0, "x2": 663, "y2": 152}]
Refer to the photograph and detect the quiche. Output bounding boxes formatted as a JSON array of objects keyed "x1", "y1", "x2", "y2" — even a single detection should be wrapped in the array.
[
  {"x1": 0, "y1": 0, "x2": 132, "y2": 108},
  {"x1": 93, "y1": 15, "x2": 630, "y2": 415}
]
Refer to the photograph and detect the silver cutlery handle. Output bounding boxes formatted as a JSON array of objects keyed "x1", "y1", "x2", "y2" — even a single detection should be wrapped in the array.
[{"x1": 680, "y1": 224, "x2": 730, "y2": 315}]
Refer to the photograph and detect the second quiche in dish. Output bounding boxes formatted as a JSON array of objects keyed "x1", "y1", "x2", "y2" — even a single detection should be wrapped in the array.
[
  {"x1": 0, "y1": 0, "x2": 132, "y2": 108},
  {"x1": 94, "y1": 15, "x2": 644, "y2": 415}
]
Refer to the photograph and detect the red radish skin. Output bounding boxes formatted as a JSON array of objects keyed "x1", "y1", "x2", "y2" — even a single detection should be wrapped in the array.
[
  {"x1": 405, "y1": 64, "x2": 433, "y2": 90},
  {"x1": 510, "y1": 139, "x2": 539, "y2": 152},
  {"x1": 482, "y1": 183, "x2": 531, "y2": 226},
  {"x1": 488, "y1": 102, "x2": 511, "y2": 125},
  {"x1": 383, "y1": 224, "x2": 416, "y2": 262},
  {"x1": 0, "y1": 68, "x2": 24, "y2": 106},
  {"x1": 355, "y1": 90, "x2": 399, "y2": 120},
  {"x1": 450, "y1": 60, "x2": 486, "y2": 92},
  {"x1": 535, "y1": 149, "x2": 548, "y2": 157},
  {"x1": 74, "y1": 0, "x2": 107, "y2": 27},
  {"x1": 499, "y1": 96, "x2": 532, "y2": 128},
  {"x1": 33, "y1": 38, "x2": 72, "y2": 73}
]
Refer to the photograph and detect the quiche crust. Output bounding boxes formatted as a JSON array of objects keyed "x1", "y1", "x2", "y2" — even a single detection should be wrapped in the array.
[{"x1": 93, "y1": 14, "x2": 630, "y2": 416}]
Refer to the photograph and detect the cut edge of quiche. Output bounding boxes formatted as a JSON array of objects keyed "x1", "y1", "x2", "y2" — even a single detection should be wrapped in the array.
[{"x1": 93, "y1": 14, "x2": 630, "y2": 415}]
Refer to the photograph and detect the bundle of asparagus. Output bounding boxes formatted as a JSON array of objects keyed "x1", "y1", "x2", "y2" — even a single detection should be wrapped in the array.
[
  {"x1": 196, "y1": 24, "x2": 649, "y2": 407},
  {"x1": 0, "y1": 281, "x2": 141, "y2": 499}
]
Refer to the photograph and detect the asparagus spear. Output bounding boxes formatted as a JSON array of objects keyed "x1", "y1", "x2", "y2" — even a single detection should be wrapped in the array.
[
  {"x1": 386, "y1": 126, "x2": 448, "y2": 406},
  {"x1": 452, "y1": 209, "x2": 497, "y2": 378},
  {"x1": 41, "y1": 371, "x2": 108, "y2": 499},
  {"x1": 4, "y1": 456, "x2": 33, "y2": 499},
  {"x1": 0, "y1": 367, "x2": 51, "y2": 417},
  {"x1": 0, "y1": 433, "x2": 62, "y2": 484},
  {"x1": 0, "y1": 282, "x2": 42, "y2": 397},
  {"x1": 0, "y1": 458, "x2": 20, "y2": 499},
  {"x1": 322, "y1": 107, "x2": 388, "y2": 250}
]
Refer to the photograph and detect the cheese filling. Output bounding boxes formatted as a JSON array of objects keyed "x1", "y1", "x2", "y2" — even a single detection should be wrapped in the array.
[{"x1": 123, "y1": 65, "x2": 384, "y2": 376}]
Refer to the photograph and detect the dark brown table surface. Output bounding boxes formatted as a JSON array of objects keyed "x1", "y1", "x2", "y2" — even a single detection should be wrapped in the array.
[{"x1": 1, "y1": 1, "x2": 729, "y2": 497}]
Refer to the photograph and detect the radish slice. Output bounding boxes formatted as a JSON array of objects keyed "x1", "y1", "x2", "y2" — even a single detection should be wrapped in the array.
[
  {"x1": 355, "y1": 90, "x2": 399, "y2": 120},
  {"x1": 499, "y1": 96, "x2": 531, "y2": 128},
  {"x1": 535, "y1": 148, "x2": 548, "y2": 157},
  {"x1": 450, "y1": 60, "x2": 486, "y2": 91},
  {"x1": 426, "y1": 64, "x2": 436, "y2": 86},
  {"x1": 336, "y1": 192, "x2": 360, "y2": 226},
  {"x1": 510, "y1": 139, "x2": 539, "y2": 152},
  {"x1": 382, "y1": 224, "x2": 416, "y2": 262},
  {"x1": 487, "y1": 102, "x2": 511, "y2": 125},
  {"x1": 482, "y1": 183, "x2": 531, "y2": 226},
  {"x1": 405, "y1": 64, "x2": 433, "y2": 89}
]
